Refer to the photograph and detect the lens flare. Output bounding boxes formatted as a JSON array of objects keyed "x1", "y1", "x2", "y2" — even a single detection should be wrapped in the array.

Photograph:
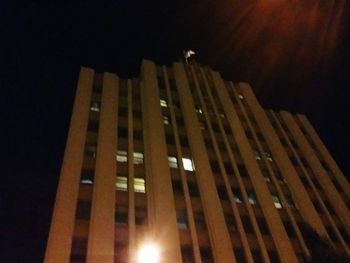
[{"x1": 137, "y1": 243, "x2": 160, "y2": 263}]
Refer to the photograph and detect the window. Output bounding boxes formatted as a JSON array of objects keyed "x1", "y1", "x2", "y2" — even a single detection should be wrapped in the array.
[
  {"x1": 263, "y1": 152, "x2": 273, "y2": 162},
  {"x1": 272, "y1": 195, "x2": 282, "y2": 209},
  {"x1": 116, "y1": 176, "x2": 127, "y2": 191},
  {"x1": 76, "y1": 201, "x2": 91, "y2": 220},
  {"x1": 181, "y1": 247, "x2": 194, "y2": 263},
  {"x1": 135, "y1": 207, "x2": 147, "y2": 225},
  {"x1": 81, "y1": 170, "x2": 94, "y2": 184},
  {"x1": 232, "y1": 188, "x2": 242, "y2": 203},
  {"x1": 195, "y1": 107, "x2": 203, "y2": 114},
  {"x1": 116, "y1": 151, "x2": 144, "y2": 164},
  {"x1": 248, "y1": 191, "x2": 257, "y2": 205},
  {"x1": 254, "y1": 150, "x2": 261, "y2": 160},
  {"x1": 133, "y1": 152, "x2": 143, "y2": 164},
  {"x1": 261, "y1": 170, "x2": 271, "y2": 182},
  {"x1": 238, "y1": 94, "x2": 244, "y2": 100},
  {"x1": 176, "y1": 211, "x2": 188, "y2": 229},
  {"x1": 90, "y1": 102, "x2": 100, "y2": 112},
  {"x1": 85, "y1": 145, "x2": 97, "y2": 158},
  {"x1": 160, "y1": 99, "x2": 168, "y2": 107},
  {"x1": 168, "y1": 156, "x2": 195, "y2": 171},
  {"x1": 134, "y1": 178, "x2": 145, "y2": 193},
  {"x1": 195, "y1": 213, "x2": 206, "y2": 229},
  {"x1": 225, "y1": 215, "x2": 236, "y2": 232},
  {"x1": 200, "y1": 248, "x2": 213, "y2": 263},
  {"x1": 116, "y1": 150, "x2": 127, "y2": 162},
  {"x1": 116, "y1": 177, "x2": 145, "y2": 193},
  {"x1": 182, "y1": 158, "x2": 195, "y2": 171},
  {"x1": 163, "y1": 115, "x2": 169, "y2": 125},
  {"x1": 168, "y1": 156, "x2": 178, "y2": 168},
  {"x1": 115, "y1": 206, "x2": 128, "y2": 224}
]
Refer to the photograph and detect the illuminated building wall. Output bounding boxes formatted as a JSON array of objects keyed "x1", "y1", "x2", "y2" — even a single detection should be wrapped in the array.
[{"x1": 45, "y1": 60, "x2": 350, "y2": 263}]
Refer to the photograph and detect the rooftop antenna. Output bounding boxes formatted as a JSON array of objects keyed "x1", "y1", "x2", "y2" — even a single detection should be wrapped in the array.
[{"x1": 183, "y1": 50, "x2": 196, "y2": 64}]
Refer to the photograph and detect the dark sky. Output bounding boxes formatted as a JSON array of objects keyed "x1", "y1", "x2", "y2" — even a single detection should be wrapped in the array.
[{"x1": 2, "y1": 1, "x2": 349, "y2": 262}]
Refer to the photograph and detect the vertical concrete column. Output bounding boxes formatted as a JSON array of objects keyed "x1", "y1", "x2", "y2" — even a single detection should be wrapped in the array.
[
  {"x1": 297, "y1": 114, "x2": 350, "y2": 200},
  {"x1": 140, "y1": 60, "x2": 182, "y2": 263},
  {"x1": 45, "y1": 67, "x2": 94, "y2": 263},
  {"x1": 86, "y1": 73, "x2": 118, "y2": 263},
  {"x1": 239, "y1": 83, "x2": 328, "y2": 238},
  {"x1": 214, "y1": 78, "x2": 298, "y2": 263},
  {"x1": 173, "y1": 62, "x2": 236, "y2": 263},
  {"x1": 127, "y1": 80, "x2": 136, "y2": 261},
  {"x1": 281, "y1": 112, "x2": 350, "y2": 234}
]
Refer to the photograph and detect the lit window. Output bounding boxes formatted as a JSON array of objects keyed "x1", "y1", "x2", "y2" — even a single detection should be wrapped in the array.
[
  {"x1": 134, "y1": 178, "x2": 146, "y2": 193},
  {"x1": 90, "y1": 102, "x2": 100, "y2": 112},
  {"x1": 176, "y1": 211, "x2": 188, "y2": 229},
  {"x1": 219, "y1": 112, "x2": 225, "y2": 118},
  {"x1": 253, "y1": 150, "x2": 261, "y2": 160},
  {"x1": 81, "y1": 179, "x2": 93, "y2": 184},
  {"x1": 160, "y1": 99, "x2": 168, "y2": 107},
  {"x1": 195, "y1": 107, "x2": 203, "y2": 114},
  {"x1": 168, "y1": 156, "x2": 178, "y2": 168},
  {"x1": 116, "y1": 150, "x2": 127, "y2": 162},
  {"x1": 264, "y1": 152, "x2": 273, "y2": 162},
  {"x1": 116, "y1": 176, "x2": 146, "y2": 193},
  {"x1": 163, "y1": 116, "x2": 169, "y2": 125},
  {"x1": 248, "y1": 192, "x2": 257, "y2": 205},
  {"x1": 133, "y1": 152, "x2": 144, "y2": 164},
  {"x1": 168, "y1": 156, "x2": 195, "y2": 171},
  {"x1": 182, "y1": 158, "x2": 194, "y2": 171},
  {"x1": 234, "y1": 196, "x2": 242, "y2": 203},
  {"x1": 81, "y1": 170, "x2": 94, "y2": 184},
  {"x1": 238, "y1": 94, "x2": 244, "y2": 100},
  {"x1": 116, "y1": 176, "x2": 128, "y2": 191},
  {"x1": 272, "y1": 195, "x2": 282, "y2": 209}
]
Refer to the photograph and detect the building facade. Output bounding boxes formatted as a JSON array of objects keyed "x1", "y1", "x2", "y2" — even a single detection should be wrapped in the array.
[{"x1": 45, "y1": 60, "x2": 350, "y2": 263}]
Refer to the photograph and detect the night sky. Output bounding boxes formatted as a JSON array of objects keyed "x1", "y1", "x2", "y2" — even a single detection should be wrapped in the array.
[{"x1": 2, "y1": 1, "x2": 350, "y2": 262}]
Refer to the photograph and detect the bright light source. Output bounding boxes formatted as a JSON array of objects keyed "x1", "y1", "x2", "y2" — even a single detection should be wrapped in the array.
[{"x1": 137, "y1": 243, "x2": 160, "y2": 263}]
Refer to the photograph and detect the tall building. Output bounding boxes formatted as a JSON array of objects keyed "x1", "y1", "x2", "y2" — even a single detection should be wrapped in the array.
[{"x1": 45, "y1": 60, "x2": 350, "y2": 263}]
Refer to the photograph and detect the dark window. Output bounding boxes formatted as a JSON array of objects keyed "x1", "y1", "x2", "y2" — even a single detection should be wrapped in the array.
[
  {"x1": 238, "y1": 164, "x2": 249, "y2": 177},
  {"x1": 85, "y1": 144, "x2": 97, "y2": 158},
  {"x1": 242, "y1": 216, "x2": 254, "y2": 233},
  {"x1": 158, "y1": 76, "x2": 166, "y2": 89},
  {"x1": 169, "y1": 79, "x2": 177, "y2": 91},
  {"x1": 225, "y1": 215, "x2": 236, "y2": 232},
  {"x1": 234, "y1": 249, "x2": 246, "y2": 262},
  {"x1": 76, "y1": 201, "x2": 91, "y2": 220},
  {"x1": 283, "y1": 221, "x2": 296, "y2": 237},
  {"x1": 135, "y1": 207, "x2": 147, "y2": 225},
  {"x1": 252, "y1": 250, "x2": 263, "y2": 263},
  {"x1": 256, "y1": 132, "x2": 265, "y2": 142},
  {"x1": 200, "y1": 248, "x2": 213, "y2": 263},
  {"x1": 258, "y1": 218, "x2": 270, "y2": 235},
  {"x1": 188, "y1": 183, "x2": 199, "y2": 197},
  {"x1": 194, "y1": 212, "x2": 206, "y2": 229},
  {"x1": 172, "y1": 180, "x2": 183, "y2": 195},
  {"x1": 118, "y1": 127, "x2": 128, "y2": 138},
  {"x1": 217, "y1": 185, "x2": 228, "y2": 200},
  {"x1": 269, "y1": 251, "x2": 280, "y2": 263},
  {"x1": 115, "y1": 207, "x2": 128, "y2": 224},
  {"x1": 87, "y1": 120, "x2": 99, "y2": 132},
  {"x1": 181, "y1": 247, "x2": 194, "y2": 263},
  {"x1": 176, "y1": 211, "x2": 188, "y2": 229}
]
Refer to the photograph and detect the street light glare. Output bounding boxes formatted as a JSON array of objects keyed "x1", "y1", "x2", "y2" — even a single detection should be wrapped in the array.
[{"x1": 137, "y1": 243, "x2": 160, "y2": 263}]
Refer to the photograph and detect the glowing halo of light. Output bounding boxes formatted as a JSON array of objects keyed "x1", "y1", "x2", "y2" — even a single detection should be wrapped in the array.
[{"x1": 137, "y1": 242, "x2": 160, "y2": 263}]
